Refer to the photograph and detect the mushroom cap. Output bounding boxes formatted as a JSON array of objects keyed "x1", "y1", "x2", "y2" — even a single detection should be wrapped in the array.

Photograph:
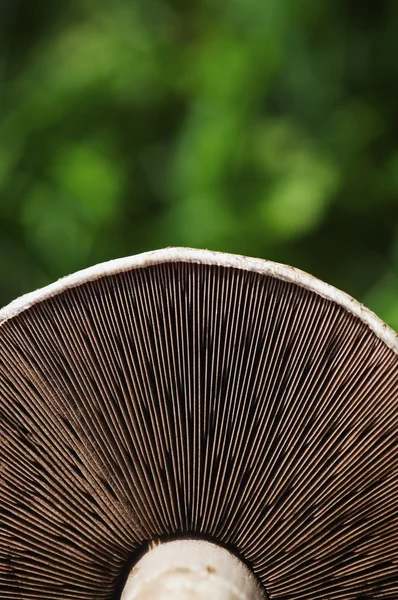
[{"x1": 0, "y1": 247, "x2": 397, "y2": 599}]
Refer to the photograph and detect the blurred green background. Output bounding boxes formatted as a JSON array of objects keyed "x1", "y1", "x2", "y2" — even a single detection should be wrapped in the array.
[{"x1": 1, "y1": 0, "x2": 397, "y2": 328}]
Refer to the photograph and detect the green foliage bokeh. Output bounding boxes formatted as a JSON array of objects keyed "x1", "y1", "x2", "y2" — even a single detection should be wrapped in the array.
[{"x1": 0, "y1": 0, "x2": 397, "y2": 328}]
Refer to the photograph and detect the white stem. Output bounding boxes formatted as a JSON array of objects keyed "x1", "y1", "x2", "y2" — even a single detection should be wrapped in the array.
[{"x1": 121, "y1": 539, "x2": 266, "y2": 600}]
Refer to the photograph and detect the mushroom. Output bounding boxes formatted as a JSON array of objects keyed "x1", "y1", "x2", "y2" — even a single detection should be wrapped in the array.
[{"x1": 0, "y1": 247, "x2": 397, "y2": 600}]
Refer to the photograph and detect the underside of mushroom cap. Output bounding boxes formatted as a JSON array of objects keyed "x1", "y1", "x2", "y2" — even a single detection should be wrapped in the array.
[{"x1": 0, "y1": 248, "x2": 397, "y2": 599}]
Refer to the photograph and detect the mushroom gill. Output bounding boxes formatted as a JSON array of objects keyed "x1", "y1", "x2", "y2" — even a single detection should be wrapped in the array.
[{"x1": 0, "y1": 248, "x2": 397, "y2": 599}]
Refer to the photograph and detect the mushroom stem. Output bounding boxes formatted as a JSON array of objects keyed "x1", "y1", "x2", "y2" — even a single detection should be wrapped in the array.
[{"x1": 121, "y1": 539, "x2": 266, "y2": 600}]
